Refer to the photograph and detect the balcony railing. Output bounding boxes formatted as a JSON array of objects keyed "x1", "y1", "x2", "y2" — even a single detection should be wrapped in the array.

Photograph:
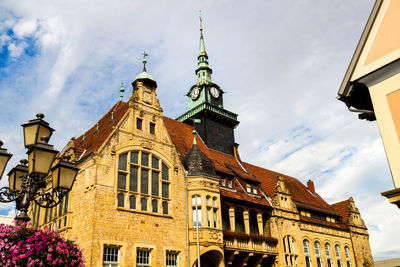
[{"x1": 223, "y1": 231, "x2": 278, "y2": 254}]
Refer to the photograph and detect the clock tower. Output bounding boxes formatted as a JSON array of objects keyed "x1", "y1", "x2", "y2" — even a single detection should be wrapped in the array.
[{"x1": 177, "y1": 19, "x2": 239, "y2": 155}]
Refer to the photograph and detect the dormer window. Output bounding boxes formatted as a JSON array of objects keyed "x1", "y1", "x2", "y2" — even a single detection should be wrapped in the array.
[
  {"x1": 252, "y1": 185, "x2": 257, "y2": 194},
  {"x1": 227, "y1": 180, "x2": 232, "y2": 188},
  {"x1": 221, "y1": 178, "x2": 226, "y2": 187},
  {"x1": 246, "y1": 184, "x2": 251, "y2": 193}
]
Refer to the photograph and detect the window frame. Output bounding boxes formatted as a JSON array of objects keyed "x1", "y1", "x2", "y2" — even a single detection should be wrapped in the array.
[
  {"x1": 283, "y1": 235, "x2": 298, "y2": 267},
  {"x1": 103, "y1": 245, "x2": 119, "y2": 267},
  {"x1": 166, "y1": 251, "x2": 179, "y2": 267},
  {"x1": 137, "y1": 249, "x2": 151, "y2": 267},
  {"x1": 117, "y1": 151, "x2": 171, "y2": 215}
]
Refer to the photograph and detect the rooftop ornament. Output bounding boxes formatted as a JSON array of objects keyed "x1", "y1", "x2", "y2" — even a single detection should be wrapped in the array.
[{"x1": 0, "y1": 113, "x2": 79, "y2": 222}]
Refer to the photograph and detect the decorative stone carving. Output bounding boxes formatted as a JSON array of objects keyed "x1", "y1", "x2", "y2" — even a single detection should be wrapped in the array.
[
  {"x1": 140, "y1": 140, "x2": 154, "y2": 150},
  {"x1": 143, "y1": 91, "x2": 153, "y2": 104}
]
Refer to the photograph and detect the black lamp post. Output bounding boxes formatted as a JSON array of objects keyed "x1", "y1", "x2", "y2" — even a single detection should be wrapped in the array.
[{"x1": 0, "y1": 113, "x2": 78, "y2": 222}]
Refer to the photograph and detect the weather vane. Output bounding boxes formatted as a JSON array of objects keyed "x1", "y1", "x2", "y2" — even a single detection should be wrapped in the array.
[{"x1": 142, "y1": 51, "x2": 149, "y2": 72}]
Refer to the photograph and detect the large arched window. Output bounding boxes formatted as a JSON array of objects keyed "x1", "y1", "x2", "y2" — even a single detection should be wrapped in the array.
[
  {"x1": 344, "y1": 246, "x2": 352, "y2": 267},
  {"x1": 335, "y1": 245, "x2": 343, "y2": 267},
  {"x1": 249, "y1": 210, "x2": 259, "y2": 234},
  {"x1": 325, "y1": 243, "x2": 334, "y2": 267},
  {"x1": 234, "y1": 207, "x2": 245, "y2": 233},
  {"x1": 283, "y1": 235, "x2": 297, "y2": 267},
  {"x1": 314, "y1": 242, "x2": 323, "y2": 267},
  {"x1": 117, "y1": 151, "x2": 170, "y2": 215},
  {"x1": 303, "y1": 239, "x2": 312, "y2": 267}
]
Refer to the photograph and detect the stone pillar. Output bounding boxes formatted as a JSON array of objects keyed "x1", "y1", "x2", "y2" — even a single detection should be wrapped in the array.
[
  {"x1": 257, "y1": 213, "x2": 263, "y2": 235},
  {"x1": 229, "y1": 207, "x2": 235, "y2": 232},
  {"x1": 243, "y1": 210, "x2": 250, "y2": 234}
]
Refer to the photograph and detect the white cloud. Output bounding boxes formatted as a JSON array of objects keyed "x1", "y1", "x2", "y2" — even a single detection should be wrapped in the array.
[
  {"x1": 12, "y1": 19, "x2": 37, "y2": 39},
  {"x1": 7, "y1": 41, "x2": 27, "y2": 57}
]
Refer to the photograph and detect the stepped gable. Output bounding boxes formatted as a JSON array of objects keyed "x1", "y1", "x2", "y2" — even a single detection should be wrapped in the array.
[
  {"x1": 74, "y1": 101, "x2": 129, "y2": 160},
  {"x1": 331, "y1": 199, "x2": 351, "y2": 227}
]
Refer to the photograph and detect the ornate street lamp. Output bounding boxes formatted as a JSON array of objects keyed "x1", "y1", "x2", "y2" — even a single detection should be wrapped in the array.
[{"x1": 0, "y1": 114, "x2": 79, "y2": 222}]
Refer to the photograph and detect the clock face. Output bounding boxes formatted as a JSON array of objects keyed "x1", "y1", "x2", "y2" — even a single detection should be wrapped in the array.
[
  {"x1": 210, "y1": 87, "x2": 220, "y2": 98},
  {"x1": 190, "y1": 88, "x2": 200, "y2": 100}
]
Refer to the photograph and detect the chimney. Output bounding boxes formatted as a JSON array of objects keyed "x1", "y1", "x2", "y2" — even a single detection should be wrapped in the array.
[{"x1": 307, "y1": 180, "x2": 315, "y2": 194}]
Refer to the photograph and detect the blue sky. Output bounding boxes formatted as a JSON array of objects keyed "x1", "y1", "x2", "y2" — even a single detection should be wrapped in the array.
[{"x1": 0, "y1": 0, "x2": 399, "y2": 261}]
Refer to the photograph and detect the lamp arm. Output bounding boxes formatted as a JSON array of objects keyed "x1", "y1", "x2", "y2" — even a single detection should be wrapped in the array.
[
  {"x1": 0, "y1": 187, "x2": 24, "y2": 203},
  {"x1": 33, "y1": 189, "x2": 67, "y2": 209}
]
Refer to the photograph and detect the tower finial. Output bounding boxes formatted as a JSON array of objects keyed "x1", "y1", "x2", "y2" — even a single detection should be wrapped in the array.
[
  {"x1": 119, "y1": 80, "x2": 125, "y2": 101},
  {"x1": 199, "y1": 10, "x2": 203, "y2": 32},
  {"x1": 142, "y1": 51, "x2": 149, "y2": 72}
]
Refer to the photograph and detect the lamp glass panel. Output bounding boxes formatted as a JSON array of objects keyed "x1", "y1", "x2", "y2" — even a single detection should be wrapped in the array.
[
  {"x1": 52, "y1": 167, "x2": 60, "y2": 189},
  {"x1": 14, "y1": 170, "x2": 24, "y2": 191},
  {"x1": 28, "y1": 150, "x2": 35, "y2": 174},
  {"x1": 38, "y1": 125, "x2": 52, "y2": 143},
  {"x1": 23, "y1": 124, "x2": 39, "y2": 147},
  {"x1": 29, "y1": 148, "x2": 56, "y2": 175},
  {"x1": 0, "y1": 155, "x2": 9, "y2": 178},
  {"x1": 59, "y1": 166, "x2": 77, "y2": 190},
  {"x1": 8, "y1": 172, "x2": 15, "y2": 190}
]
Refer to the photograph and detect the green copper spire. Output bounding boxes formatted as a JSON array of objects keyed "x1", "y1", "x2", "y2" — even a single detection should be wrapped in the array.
[
  {"x1": 196, "y1": 13, "x2": 212, "y2": 85},
  {"x1": 119, "y1": 81, "x2": 125, "y2": 101},
  {"x1": 135, "y1": 51, "x2": 155, "y2": 81}
]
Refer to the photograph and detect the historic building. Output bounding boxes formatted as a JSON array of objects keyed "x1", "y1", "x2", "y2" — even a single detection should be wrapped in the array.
[
  {"x1": 337, "y1": 0, "x2": 400, "y2": 208},
  {"x1": 30, "y1": 23, "x2": 373, "y2": 267}
]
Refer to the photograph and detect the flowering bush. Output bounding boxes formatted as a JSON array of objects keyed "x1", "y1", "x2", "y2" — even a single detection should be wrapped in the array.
[{"x1": 0, "y1": 221, "x2": 84, "y2": 267}]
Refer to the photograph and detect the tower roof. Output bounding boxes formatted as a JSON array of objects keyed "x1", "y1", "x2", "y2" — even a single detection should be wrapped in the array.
[{"x1": 182, "y1": 131, "x2": 216, "y2": 178}]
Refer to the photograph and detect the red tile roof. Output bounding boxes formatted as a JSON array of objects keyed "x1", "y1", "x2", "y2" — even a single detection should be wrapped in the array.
[
  {"x1": 74, "y1": 101, "x2": 129, "y2": 160},
  {"x1": 331, "y1": 199, "x2": 351, "y2": 227},
  {"x1": 163, "y1": 116, "x2": 340, "y2": 217}
]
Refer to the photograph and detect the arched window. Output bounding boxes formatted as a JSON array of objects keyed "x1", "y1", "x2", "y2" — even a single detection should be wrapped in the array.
[
  {"x1": 234, "y1": 207, "x2": 245, "y2": 233},
  {"x1": 192, "y1": 195, "x2": 202, "y2": 227},
  {"x1": 325, "y1": 243, "x2": 334, "y2": 267},
  {"x1": 314, "y1": 242, "x2": 324, "y2": 267},
  {"x1": 283, "y1": 235, "x2": 297, "y2": 266},
  {"x1": 221, "y1": 204, "x2": 230, "y2": 231},
  {"x1": 249, "y1": 210, "x2": 259, "y2": 234},
  {"x1": 335, "y1": 245, "x2": 343, "y2": 267},
  {"x1": 344, "y1": 246, "x2": 352, "y2": 267},
  {"x1": 117, "y1": 151, "x2": 170, "y2": 214},
  {"x1": 303, "y1": 239, "x2": 312, "y2": 267}
]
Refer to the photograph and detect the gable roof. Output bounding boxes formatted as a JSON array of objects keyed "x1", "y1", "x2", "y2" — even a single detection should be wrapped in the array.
[{"x1": 73, "y1": 101, "x2": 129, "y2": 161}]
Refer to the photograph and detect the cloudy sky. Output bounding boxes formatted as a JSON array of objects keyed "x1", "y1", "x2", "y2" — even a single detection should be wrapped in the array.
[{"x1": 0, "y1": 0, "x2": 398, "y2": 261}]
